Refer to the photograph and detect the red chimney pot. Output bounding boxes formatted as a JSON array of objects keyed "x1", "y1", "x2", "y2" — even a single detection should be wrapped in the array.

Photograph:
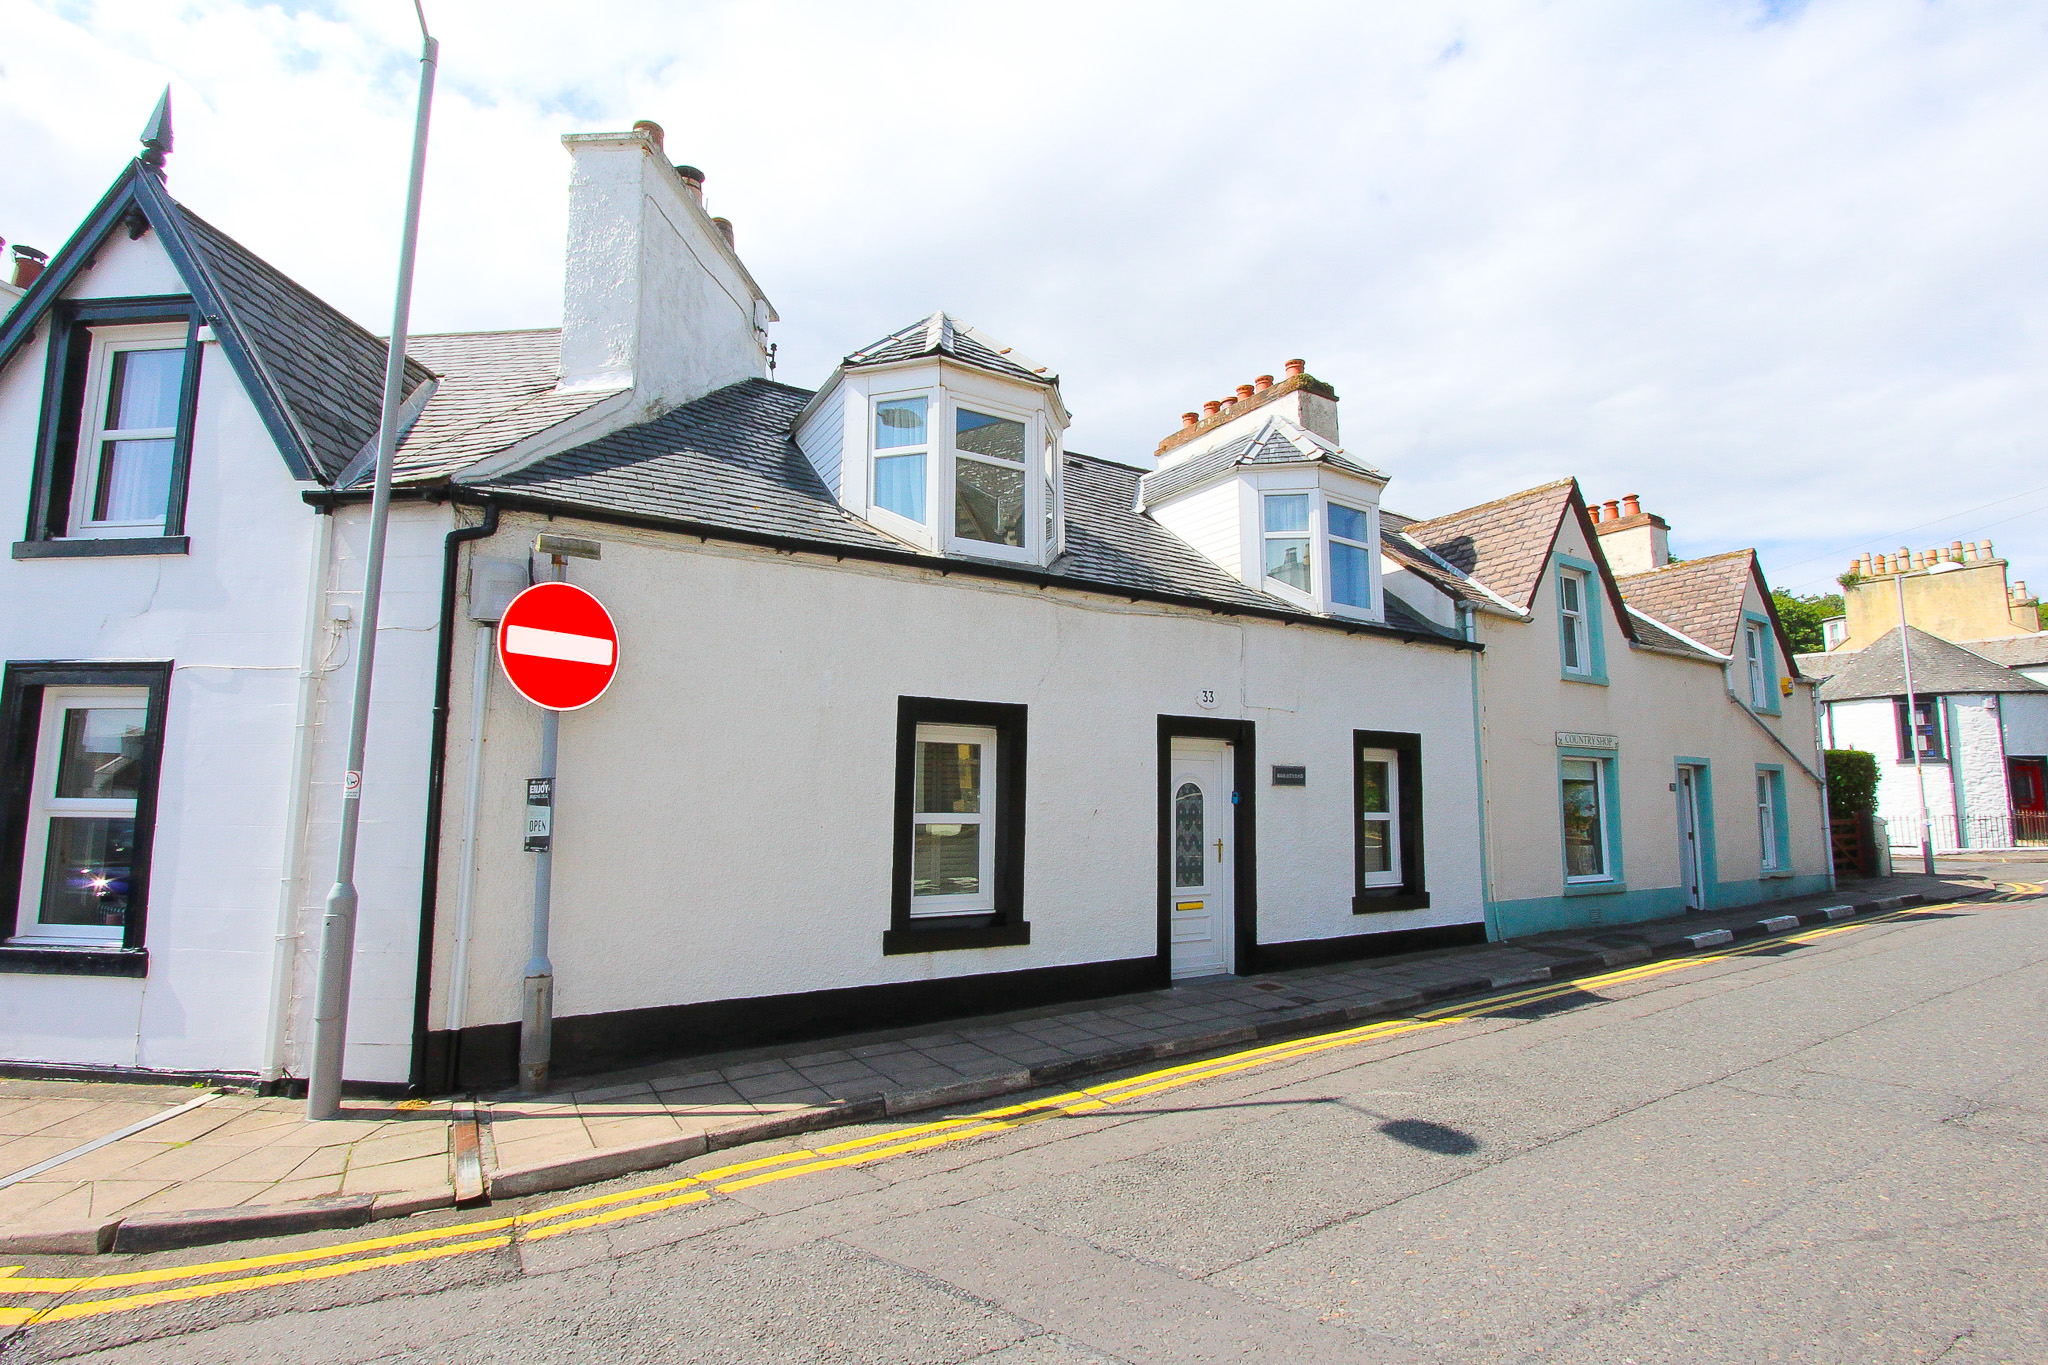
[
  {"x1": 1201, "y1": 400, "x2": 1221, "y2": 418},
  {"x1": 1283, "y1": 359, "x2": 1305, "y2": 377},
  {"x1": 1254, "y1": 374, "x2": 1274, "y2": 392},
  {"x1": 1622, "y1": 493, "x2": 1641, "y2": 517},
  {"x1": 1181, "y1": 412, "x2": 1199, "y2": 428}
]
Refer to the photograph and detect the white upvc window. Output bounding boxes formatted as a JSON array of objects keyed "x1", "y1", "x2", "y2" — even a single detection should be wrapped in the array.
[
  {"x1": 1357, "y1": 747, "x2": 1402, "y2": 888},
  {"x1": 1559, "y1": 570, "x2": 1591, "y2": 675},
  {"x1": 69, "y1": 325, "x2": 188, "y2": 538},
  {"x1": 1262, "y1": 493, "x2": 1313, "y2": 596},
  {"x1": 872, "y1": 393, "x2": 930, "y2": 526},
  {"x1": 910, "y1": 723, "x2": 998, "y2": 917},
  {"x1": 1744, "y1": 623, "x2": 1769, "y2": 708},
  {"x1": 952, "y1": 405, "x2": 1029, "y2": 551},
  {"x1": 1329, "y1": 501, "x2": 1375, "y2": 611},
  {"x1": 13, "y1": 689, "x2": 149, "y2": 944},
  {"x1": 1756, "y1": 772, "x2": 1779, "y2": 869},
  {"x1": 1560, "y1": 757, "x2": 1612, "y2": 883}
]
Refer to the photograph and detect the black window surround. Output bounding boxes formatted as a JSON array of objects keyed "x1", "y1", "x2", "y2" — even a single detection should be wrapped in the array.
[
  {"x1": 1354, "y1": 729, "x2": 1429, "y2": 913},
  {"x1": 0, "y1": 660, "x2": 172, "y2": 977},
  {"x1": 884, "y1": 696, "x2": 1030, "y2": 954},
  {"x1": 1894, "y1": 697, "x2": 1945, "y2": 763},
  {"x1": 14, "y1": 295, "x2": 201, "y2": 561}
]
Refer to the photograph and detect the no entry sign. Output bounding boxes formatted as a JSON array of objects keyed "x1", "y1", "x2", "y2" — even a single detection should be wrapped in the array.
[{"x1": 497, "y1": 582, "x2": 619, "y2": 710}]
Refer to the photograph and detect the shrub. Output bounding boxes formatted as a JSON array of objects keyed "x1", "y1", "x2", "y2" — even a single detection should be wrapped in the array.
[{"x1": 1826, "y1": 749, "x2": 1879, "y2": 818}]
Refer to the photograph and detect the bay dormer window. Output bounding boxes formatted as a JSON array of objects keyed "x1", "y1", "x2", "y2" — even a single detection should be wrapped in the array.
[
  {"x1": 1328, "y1": 501, "x2": 1374, "y2": 610},
  {"x1": 1262, "y1": 494, "x2": 1312, "y2": 594},
  {"x1": 1253, "y1": 485, "x2": 1381, "y2": 620},
  {"x1": 796, "y1": 313, "x2": 1070, "y2": 568}
]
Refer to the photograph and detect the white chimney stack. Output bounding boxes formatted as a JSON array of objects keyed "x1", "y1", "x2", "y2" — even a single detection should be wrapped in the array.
[{"x1": 557, "y1": 122, "x2": 777, "y2": 418}]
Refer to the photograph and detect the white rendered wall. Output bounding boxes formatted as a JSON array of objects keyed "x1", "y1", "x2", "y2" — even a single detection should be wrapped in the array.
[
  {"x1": 426, "y1": 509, "x2": 1484, "y2": 1037},
  {"x1": 1949, "y1": 695, "x2": 2012, "y2": 827},
  {"x1": 2001, "y1": 693, "x2": 2048, "y2": 757},
  {"x1": 1827, "y1": 697, "x2": 1959, "y2": 832}
]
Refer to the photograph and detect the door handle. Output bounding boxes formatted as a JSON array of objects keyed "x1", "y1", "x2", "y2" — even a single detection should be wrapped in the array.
[{"x1": 1214, "y1": 838, "x2": 1224, "y2": 862}]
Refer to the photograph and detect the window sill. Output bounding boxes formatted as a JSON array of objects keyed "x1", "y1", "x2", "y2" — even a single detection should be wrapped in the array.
[
  {"x1": 1560, "y1": 672, "x2": 1610, "y2": 686},
  {"x1": 1761, "y1": 868, "x2": 1796, "y2": 880},
  {"x1": 0, "y1": 944, "x2": 148, "y2": 977},
  {"x1": 13, "y1": 536, "x2": 189, "y2": 560},
  {"x1": 883, "y1": 920, "x2": 1031, "y2": 955},
  {"x1": 1354, "y1": 890, "x2": 1431, "y2": 913},
  {"x1": 1562, "y1": 880, "x2": 1628, "y2": 898}
]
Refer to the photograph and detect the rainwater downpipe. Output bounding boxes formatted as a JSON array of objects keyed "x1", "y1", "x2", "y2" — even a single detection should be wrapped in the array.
[
  {"x1": 262, "y1": 505, "x2": 336, "y2": 1086},
  {"x1": 1461, "y1": 604, "x2": 1500, "y2": 940},
  {"x1": 445, "y1": 592, "x2": 498, "y2": 1040}
]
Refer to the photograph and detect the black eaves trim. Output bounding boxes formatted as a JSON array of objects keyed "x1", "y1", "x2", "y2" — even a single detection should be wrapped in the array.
[
  {"x1": 0, "y1": 945, "x2": 149, "y2": 978},
  {"x1": 13, "y1": 537, "x2": 190, "y2": 560},
  {"x1": 882, "y1": 921, "x2": 1033, "y2": 955},
  {"x1": 318, "y1": 487, "x2": 1480, "y2": 653}
]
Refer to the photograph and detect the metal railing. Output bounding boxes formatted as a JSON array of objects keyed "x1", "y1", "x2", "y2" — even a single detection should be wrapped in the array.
[{"x1": 1884, "y1": 809, "x2": 2048, "y2": 852}]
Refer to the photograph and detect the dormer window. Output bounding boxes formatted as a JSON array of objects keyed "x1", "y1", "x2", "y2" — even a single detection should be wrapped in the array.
[
  {"x1": 1329, "y1": 502, "x2": 1374, "y2": 610},
  {"x1": 953, "y1": 408, "x2": 1026, "y2": 548},
  {"x1": 73, "y1": 330, "x2": 187, "y2": 536},
  {"x1": 1263, "y1": 494, "x2": 1312, "y2": 593},
  {"x1": 874, "y1": 397, "x2": 928, "y2": 523},
  {"x1": 1249, "y1": 486, "x2": 1380, "y2": 619}
]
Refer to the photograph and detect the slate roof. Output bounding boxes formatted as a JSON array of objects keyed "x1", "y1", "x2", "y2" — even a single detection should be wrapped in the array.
[
  {"x1": 1815, "y1": 627, "x2": 2048, "y2": 702},
  {"x1": 1625, "y1": 608, "x2": 1722, "y2": 661},
  {"x1": 1955, "y1": 635, "x2": 2048, "y2": 670},
  {"x1": 1614, "y1": 551, "x2": 1758, "y2": 659},
  {"x1": 1402, "y1": 480, "x2": 1576, "y2": 612},
  {"x1": 468, "y1": 378, "x2": 1462, "y2": 642},
  {"x1": 1379, "y1": 510, "x2": 1511, "y2": 611},
  {"x1": 844, "y1": 312, "x2": 1056, "y2": 388},
  {"x1": 175, "y1": 207, "x2": 434, "y2": 483},
  {"x1": 1138, "y1": 417, "x2": 1387, "y2": 508},
  {"x1": 337, "y1": 329, "x2": 621, "y2": 487}
]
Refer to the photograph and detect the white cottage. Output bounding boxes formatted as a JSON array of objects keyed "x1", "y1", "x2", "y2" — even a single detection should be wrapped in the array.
[{"x1": 1, "y1": 118, "x2": 1486, "y2": 1093}]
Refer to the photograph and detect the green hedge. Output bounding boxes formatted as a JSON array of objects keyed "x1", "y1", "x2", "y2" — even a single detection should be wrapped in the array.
[{"x1": 1826, "y1": 749, "x2": 1879, "y2": 818}]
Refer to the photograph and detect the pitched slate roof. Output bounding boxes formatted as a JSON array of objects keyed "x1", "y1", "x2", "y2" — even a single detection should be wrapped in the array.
[
  {"x1": 1625, "y1": 608, "x2": 1723, "y2": 661},
  {"x1": 0, "y1": 161, "x2": 429, "y2": 485},
  {"x1": 1613, "y1": 550, "x2": 1761, "y2": 659},
  {"x1": 844, "y1": 312, "x2": 1056, "y2": 388},
  {"x1": 1402, "y1": 480, "x2": 1576, "y2": 612},
  {"x1": 337, "y1": 329, "x2": 621, "y2": 487},
  {"x1": 467, "y1": 378, "x2": 1463, "y2": 643},
  {"x1": 1378, "y1": 510, "x2": 1512, "y2": 612},
  {"x1": 1816, "y1": 627, "x2": 2048, "y2": 702},
  {"x1": 1955, "y1": 635, "x2": 2048, "y2": 670},
  {"x1": 1137, "y1": 416, "x2": 1387, "y2": 508}
]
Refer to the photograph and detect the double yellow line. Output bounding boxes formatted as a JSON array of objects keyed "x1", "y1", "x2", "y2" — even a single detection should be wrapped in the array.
[{"x1": 0, "y1": 898, "x2": 1984, "y2": 1328}]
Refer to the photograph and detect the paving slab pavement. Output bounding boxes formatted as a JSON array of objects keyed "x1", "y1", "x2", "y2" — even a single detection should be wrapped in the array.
[{"x1": 0, "y1": 866, "x2": 2016, "y2": 1255}]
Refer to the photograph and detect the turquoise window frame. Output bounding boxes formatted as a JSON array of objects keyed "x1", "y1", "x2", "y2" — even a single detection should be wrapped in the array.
[
  {"x1": 1755, "y1": 763, "x2": 1792, "y2": 876},
  {"x1": 1557, "y1": 744, "x2": 1625, "y2": 896},
  {"x1": 1674, "y1": 757, "x2": 1718, "y2": 906},
  {"x1": 1740, "y1": 611, "x2": 1781, "y2": 716},
  {"x1": 1553, "y1": 553, "x2": 1609, "y2": 685}
]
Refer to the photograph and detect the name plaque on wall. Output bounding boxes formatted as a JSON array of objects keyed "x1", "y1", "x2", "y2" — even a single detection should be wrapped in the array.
[{"x1": 1555, "y1": 731, "x2": 1619, "y2": 750}]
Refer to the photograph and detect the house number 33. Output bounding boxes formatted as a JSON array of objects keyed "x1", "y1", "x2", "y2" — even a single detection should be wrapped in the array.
[{"x1": 1196, "y1": 687, "x2": 1219, "y2": 710}]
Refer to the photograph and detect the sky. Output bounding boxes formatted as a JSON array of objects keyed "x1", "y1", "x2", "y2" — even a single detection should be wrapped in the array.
[{"x1": 5, "y1": 0, "x2": 2045, "y2": 599}]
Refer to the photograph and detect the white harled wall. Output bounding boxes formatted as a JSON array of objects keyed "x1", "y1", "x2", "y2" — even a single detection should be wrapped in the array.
[{"x1": 425, "y1": 510, "x2": 1485, "y2": 1042}]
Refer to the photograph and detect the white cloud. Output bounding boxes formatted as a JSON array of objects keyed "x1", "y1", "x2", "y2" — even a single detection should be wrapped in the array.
[{"x1": 5, "y1": 0, "x2": 2044, "y2": 598}]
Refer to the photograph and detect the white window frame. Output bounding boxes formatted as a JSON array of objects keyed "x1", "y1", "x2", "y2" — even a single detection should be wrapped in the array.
[
  {"x1": 13, "y1": 687, "x2": 149, "y2": 945},
  {"x1": 909, "y1": 722, "x2": 999, "y2": 917},
  {"x1": 1559, "y1": 569, "x2": 1591, "y2": 675},
  {"x1": 1744, "y1": 623, "x2": 1769, "y2": 708},
  {"x1": 868, "y1": 387, "x2": 935, "y2": 541},
  {"x1": 1327, "y1": 499, "x2": 1378, "y2": 617},
  {"x1": 67, "y1": 323, "x2": 188, "y2": 539},
  {"x1": 1561, "y1": 756, "x2": 1613, "y2": 884},
  {"x1": 1260, "y1": 491, "x2": 1316, "y2": 604},
  {"x1": 944, "y1": 393, "x2": 1039, "y2": 565},
  {"x1": 1357, "y1": 746, "x2": 1402, "y2": 888},
  {"x1": 1756, "y1": 771, "x2": 1780, "y2": 870}
]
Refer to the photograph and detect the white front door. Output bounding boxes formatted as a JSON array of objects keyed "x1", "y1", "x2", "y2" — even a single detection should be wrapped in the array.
[
  {"x1": 1169, "y1": 739, "x2": 1234, "y2": 979},
  {"x1": 1677, "y1": 766, "x2": 1705, "y2": 911}
]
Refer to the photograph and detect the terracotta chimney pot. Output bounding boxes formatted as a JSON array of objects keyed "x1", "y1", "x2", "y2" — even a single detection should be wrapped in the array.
[
  {"x1": 9, "y1": 244, "x2": 46, "y2": 289},
  {"x1": 632, "y1": 120, "x2": 666, "y2": 152},
  {"x1": 674, "y1": 164, "x2": 705, "y2": 203},
  {"x1": 711, "y1": 216, "x2": 735, "y2": 248},
  {"x1": 1254, "y1": 374, "x2": 1274, "y2": 392},
  {"x1": 1602, "y1": 499, "x2": 1621, "y2": 521},
  {"x1": 1622, "y1": 493, "x2": 1642, "y2": 517},
  {"x1": 1202, "y1": 400, "x2": 1221, "y2": 417},
  {"x1": 1236, "y1": 384, "x2": 1255, "y2": 403},
  {"x1": 1283, "y1": 359, "x2": 1305, "y2": 377}
]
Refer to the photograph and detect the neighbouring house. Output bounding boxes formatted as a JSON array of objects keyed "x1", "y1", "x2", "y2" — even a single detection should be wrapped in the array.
[
  {"x1": 1378, "y1": 488, "x2": 1830, "y2": 937},
  {"x1": 1800, "y1": 544, "x2": 2048, "y2": 849},
  {"x1": 2, "y1": 116, "x2": 1489, "y2": 1093}
]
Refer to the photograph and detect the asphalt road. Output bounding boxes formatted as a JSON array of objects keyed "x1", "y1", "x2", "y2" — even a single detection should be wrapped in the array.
[{"x1": 6, "y1": 877, "x2": 2045, "y2": 1364}]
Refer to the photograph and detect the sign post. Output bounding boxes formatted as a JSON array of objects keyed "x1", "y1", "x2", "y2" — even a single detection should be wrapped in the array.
[{"x1": 497, "y1": 536, "x2": 614, "y2": 1095}]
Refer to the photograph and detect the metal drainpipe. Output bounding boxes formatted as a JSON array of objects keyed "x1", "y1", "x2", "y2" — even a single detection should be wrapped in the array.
[
  {"x1": 407, "y1": 499, "x2": 501, "y2": 1095},
  {"x1": 444, "y1": 612, "x2": 494, "y2": 1042},
  {"x1": 1461, "y1": 604, "x2": 1499, "y2": 940},
  {"x1": 261, "y1": 505, "x2": 335, "y2": 1087}
]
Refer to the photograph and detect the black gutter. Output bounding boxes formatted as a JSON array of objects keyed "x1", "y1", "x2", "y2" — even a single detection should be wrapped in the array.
[
  {"x1": 304, "y1": 486, "x2": 1479, "y2": 653},
  {"x1": 408, "y1": 499, "x2": 502, "y2": 1095}
]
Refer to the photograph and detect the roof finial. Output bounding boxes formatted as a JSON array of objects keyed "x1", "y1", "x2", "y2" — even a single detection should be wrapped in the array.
[{"x1": 140, "y1": 87, "x2": 173, "y2": 177}]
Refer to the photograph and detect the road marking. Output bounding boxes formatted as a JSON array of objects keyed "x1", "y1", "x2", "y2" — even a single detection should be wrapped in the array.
[{"x1": 0, "y1": 895, "x2": 2009, "y2": 1326}]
